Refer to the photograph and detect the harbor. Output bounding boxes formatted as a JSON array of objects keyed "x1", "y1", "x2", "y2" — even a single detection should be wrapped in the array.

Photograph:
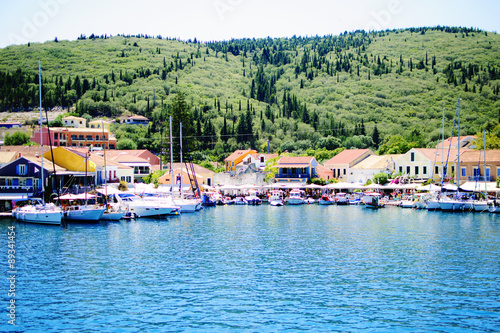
[{"x1": 1, "y1": 205, "x2": 499, "y2": 332}]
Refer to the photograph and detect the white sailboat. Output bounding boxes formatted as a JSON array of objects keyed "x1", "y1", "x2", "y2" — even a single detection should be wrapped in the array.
[{"x1": 12, "y1": 62, "x2": 63, "y2": 225}]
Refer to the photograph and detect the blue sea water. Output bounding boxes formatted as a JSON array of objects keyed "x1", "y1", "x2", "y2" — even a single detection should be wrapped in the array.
[{"x1": 1, "y1": 205, "x2": 499, "y2": 332}]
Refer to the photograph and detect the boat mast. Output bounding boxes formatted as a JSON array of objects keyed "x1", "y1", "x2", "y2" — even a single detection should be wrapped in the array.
[
  {"x1": 180, "y1": 122, "x2": 183, "y2": 200},
  {"x1": 442, "y1": 107, "x2": 445, "y2": 180},
  {"x1": 484, "y1": 129, "x2": 487, "y2": 199},
  {"x1": 170, "y1": 116, "x2": 174, "y2": 191},
  {"x1": 38, "y1": 61, "x2": 45, "y2": 205},
  {"x1": 456, "y1": 98, "x2": 461, "y2": 190}
]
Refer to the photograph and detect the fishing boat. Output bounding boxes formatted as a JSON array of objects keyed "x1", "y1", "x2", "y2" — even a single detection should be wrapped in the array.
[
  {"x1": 318, "y1": 193, "x2": 335, "y2": 205},
  {"x1": 268, "y1": 190, "x2": 284, "y2": 206},
  {"x1": 285, "y1": 189, "x2": 305, "y2": 205},
  {"x1": 362, "y1": 192, "x2": 385, "y2": 209},
  {"x1": 12, "y1": 62, "x2": 62, "y2": 225},
  {"x1": 334, "y1": 192, "x2": 349, "y2": 205},
  {"x1": 59, "y1": 193, "x2": 106, "y2": 222},
  {"x1": 245, "y1": 189, "x2": 262, "y2": 205}
]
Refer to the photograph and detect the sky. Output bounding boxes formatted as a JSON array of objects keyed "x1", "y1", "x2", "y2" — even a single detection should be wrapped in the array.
[{"x1": 1, "y1": 0, "x2": 500, "y2": 48}]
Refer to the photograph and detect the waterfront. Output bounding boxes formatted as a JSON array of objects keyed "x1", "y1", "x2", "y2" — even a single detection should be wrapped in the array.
[{"x1": 1, "y1": 205, "x2": 499, "y2": 332}]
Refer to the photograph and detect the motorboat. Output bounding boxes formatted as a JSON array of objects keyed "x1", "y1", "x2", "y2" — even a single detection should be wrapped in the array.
[
  {"x1": 318, "y1": 194, "x2": 335, "y2": 205},
  {"x1": 268, "y1": 190, "x2": 284, "y2": 206},
  {"x1": 399, "y1": 195, "x2": 415, "y2": 208},
  {"x1": 362, "y1": 192, "x2": 385, "y2": 209},
  {"x1": 12, "y1": 199, "x2": 62, "y2": 225},
  {"x1": 488, "y1": 200, "x2": 500, "y2": 213},
  {"x1": 285, "y1": 189, "x2": 305, "y2": 205},
  {"x1": 334, "y1": 192, "x2": 348, "y2": 205},
  {"x1": 245, "y1": 190, "x2": 262, "y2": 205},
  {"x1": 304, "y1": 197, "x2": 316, "y2": 204},
  {"x1": 115, "y1": 193, "x2": 180, "y2": 217},
  {"x1": 233, "y1": 197, "x2": 248, "y2": 205}
]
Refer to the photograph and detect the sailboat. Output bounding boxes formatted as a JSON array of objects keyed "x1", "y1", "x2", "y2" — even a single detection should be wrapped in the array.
[
  {"x1": 59, "y1": 148, "x2": 105, "y2": 222},
  {"x1": 473, "y1": 130, "x2": 490, "y2": 212},
  {"x1": 12, "y1": 62, "x2": 63, "y2": 225},
  {"x1": 439, "y1": 99, "x2": 474, "y2": 212}
]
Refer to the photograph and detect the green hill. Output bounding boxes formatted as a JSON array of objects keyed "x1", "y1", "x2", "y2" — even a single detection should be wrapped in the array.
[{"x1": 1, "y1": 27, "x2": 499, "y2": 161}]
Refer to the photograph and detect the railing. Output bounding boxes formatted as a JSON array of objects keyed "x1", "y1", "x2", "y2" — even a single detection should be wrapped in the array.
[
  {"x1": 467, "y1": 176, "x2": 491, "y2": 182},
  {"x1": 275, "y1": 173, "x2": 315, "y2": 179}
]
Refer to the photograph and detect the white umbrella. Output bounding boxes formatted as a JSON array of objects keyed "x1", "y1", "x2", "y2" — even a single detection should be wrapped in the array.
[
  {"x1": 442, "y1": 183, "x2": 458, "y2": 191},
  {"x1": 417, "y1": 184, "x2": 442, "y2": 192},
  {"x1": 304, "y1": 183, "x2": 324, "y2": 189}
]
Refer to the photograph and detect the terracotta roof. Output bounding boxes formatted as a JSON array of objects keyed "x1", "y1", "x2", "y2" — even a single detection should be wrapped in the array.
[
  {"x1": 224, "y1": 149, "x2": 256, "y2": 161},
  {"x1": 413, "y1": 148, "x2": 459, "y2": 162},
  {"x1": 0, "y1": 151, "x2": 17, "y2": 163},
  {"x1": 352, "y1": 154, "x2": 402, "y2": 169},
  {"x1": 316, "y1": 163, "x2": 333, "y2": 179},
  {"x1": 128, "y1": 115, "x2": 149, "y2": 120},
  {"x1": 459, "y1": 150, "x2": 500, "y2": 163},
  {"x1": 436, "y1": 136, "x2": 477, "y2": 149},
  {"x1": 277, "y1": 156, "x2": 314, "y2": 165},
  {"x1": 324, "y1": 149, "x2": 373, "y2": 165}
]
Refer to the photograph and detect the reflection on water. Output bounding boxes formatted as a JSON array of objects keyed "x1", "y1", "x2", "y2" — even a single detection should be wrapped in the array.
[{"x1": 1, "y1": 205, "x2": 499, "y2": 332}]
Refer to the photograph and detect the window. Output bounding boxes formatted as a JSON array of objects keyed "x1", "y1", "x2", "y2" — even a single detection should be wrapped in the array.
[
  {"x1": 423, "y1": 166, "x2": 427, "y2": 175},
  {"x1": 17, "y1": 164, "x2": 26, "y2": 175},
  {"x1": 497, "y1": 168, "x2": 500, "y2": 177},
  {"x1": 461, "y1": 167, "x2": 466, "y2": 177},
  {"x1": 406, "y1": 166, "x2": 410, "y2": 174},
  {"x1": 260, "y1": 156, "x2": 264, "y2": 163},
  {"x1": 435, "y1": 165, "x2": 439, "y2": 175},
  {"x1": 343, "y1": 168, "x2": 346, "y2": 175},
  {"x1": 399, "y1": 166, "x2": 403, "y2": 174},
  {"x1": 415, "y1": 166, "x2": 419, "y2": 175},
  {"x1": 451, "y1": 166, "x2": 455, "y2": 175},
  {"x1": 410, "y1": 152, "x2": 415, "y2": 162},
  {"x1": 126, "y1": 176, "x2": 132, "y2": 183},
  {"x1": 473, "y1": 168, "x2": 480, "y2": 176},
  {"x1": 485, "y1": 168, "x2": 490, "y2": 179}
]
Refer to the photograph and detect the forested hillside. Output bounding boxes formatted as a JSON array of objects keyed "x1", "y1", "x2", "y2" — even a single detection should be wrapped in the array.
[{"x1": 1, "y1": 27, "x2": 499, "y2": 161}]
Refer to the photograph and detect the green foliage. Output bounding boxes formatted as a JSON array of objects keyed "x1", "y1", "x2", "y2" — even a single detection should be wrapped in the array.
[
  {"x1": 473, "y1": 125, "x2": 500, "y2": 149},
  {"x1": 143, "y1": 170, "x2": 167, "y2": 187},
  {"x1": 372, "y1": 172, "x2": 389, "y2": 185},
  {"x1": 0, "y1": 27, "x2": 499, "y2": 162},
  {"x1": 118, "y1": 180, "x2": 128, "y2": 191},
  {"x1": 116, "y1": 138, "x2": 138, "y2": 150},
  {"x1": 377, "y1": 135, "x2": 417, "y2": 155},
  {"x1": 4, "y1": 131, "x2": 30, "y2": 145}
]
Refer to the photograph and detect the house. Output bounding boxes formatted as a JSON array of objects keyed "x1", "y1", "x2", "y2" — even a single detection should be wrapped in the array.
[
  {"x1": 394, "y1": 148, "x2": 458, "y2": 183},
  {"x1": 436, "y1": 136, "x2": 477, "y2": 150},
  {"x1": 316, "y1": 163, "x2": 334, "y2": 181},
  {"x1": 245, "y1": 153, "x2": 279, "y2": 170},
  {"x1": 0, "y1": 122, "x2": 22, "y2": 129},
  {"x1": 123, "y1": 115, "x2": 149, "y2": 126},
  {"x1": 0, "y1": 155, "x2": 66, "y2": 211},
  {"x1": 0, "y1": 151, "x2": 17, "y2": 168},
  {"x1": 456, "y1": 150, "x2": 500, "y2": 184},
  {"x1": 62, "y1": 116, "x2": 87, "y2": 128},
  {"x1": 31, "y1": 127, "x2": 116, "y2": 149},
  {"x1": 224, "y1": 149, "x2": 257, "y2": 171},
  {"x1": 89, "y1": 119, "x2": 112, "y2": 132},
  {"x1": 160, "y1": 162, "x2": 215, "y2": 187},
  {"x1": 274, "y1": 156, "x2": 318, "y2": 184},
  {"x1": 323, "y1": 149, "x2": 375, "y2": 181},
  {"x1": 98, "y1": 150, "x2": 153, "y2": 182},
  {"x1": 349, "y1": 154, "x2": 402, "y2": 184}
]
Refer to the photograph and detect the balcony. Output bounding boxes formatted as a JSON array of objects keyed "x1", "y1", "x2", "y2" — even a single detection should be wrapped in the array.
[
  {"x1": 275, "y1": 173, "x2": 315, "y2": 179},
  {"x1": 467, "y1": 176, "x2": 491, "y2": 182}
]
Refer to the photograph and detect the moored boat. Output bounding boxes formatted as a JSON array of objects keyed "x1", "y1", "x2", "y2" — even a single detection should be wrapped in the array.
[
  {"x1": 362, "y1": 192, "x2": 385, "y2": 209},
  {"x1": 318, "y1": 194, "x2": 335, "y2": 205},
  {"x1": 59, "y1": 193, "x2": 106, "y2": 222},
  {"x1": 268, "y1": 190, "x2": 284, "y2": 206},
  {"x1": 12, "y1": 199, "x2": 62, "y2": 225},
  {"x1": 285, "y1": 189, "x2": 305, "y2": 205}
]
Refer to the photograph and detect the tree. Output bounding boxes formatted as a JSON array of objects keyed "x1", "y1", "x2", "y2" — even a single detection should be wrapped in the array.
[
  {"x1": 372, "y1": 125, "x2": 380, "y2": 148},
  {"x1": 4, "y1": 131, "x2": 30, "y2": 145},
  {"x1": 116, "y1": 138, "x2": 137, "y2": 150},
  {"x1": 377, "y1": 135, "x2": 416, "y2": 155},
  {"x1": 170, "y1": 92, "x2": 195, "y2": 160}
]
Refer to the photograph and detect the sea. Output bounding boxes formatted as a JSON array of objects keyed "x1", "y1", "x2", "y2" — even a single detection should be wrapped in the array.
[{"x1": 1, "y1": 205, "x2": 499, "y2": 332}]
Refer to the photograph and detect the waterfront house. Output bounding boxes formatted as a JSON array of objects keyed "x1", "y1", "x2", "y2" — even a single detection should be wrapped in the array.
[
  {"x1": 0, "y1": 154, "x2": 65, "y2": 211},
  {"x1": 349, "y1": 154, "x2": 402, "y2": 184},
  {"x1": 316, "y1": 163, "x2": 334, "y2": 181},
  {"x1": 62, "y1": 116, "x2": 87, "y2": 128},
  {"x1": 97, "y1": 150, "x2": 153, "y2": 182},
  {"x1": 123, "y1": 115, "x2": 149, "y2": 126},
  {"x1": 456, "y1": 150, "x2": 500, "y2": 184},
  {"x1": 274, "y1": 156, "x2": 318, "y2": 184},
  {"x1": 323, "y1": 149, "x2": 375, "y2": 181},
  {"x1": 224, "y1": 149, "x2": 257, "y2": 171},
  {"x1": 394, "y1": 148, "x2": 458, "y2": 183}
]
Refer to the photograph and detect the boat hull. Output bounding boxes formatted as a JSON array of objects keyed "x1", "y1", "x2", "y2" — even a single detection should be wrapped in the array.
[
  {"x1": 64, "y1": 206, "x2": 106, "y2": 222},
  {"x1": 13, "y1": 206, "x2": 62, "y2": 225}
]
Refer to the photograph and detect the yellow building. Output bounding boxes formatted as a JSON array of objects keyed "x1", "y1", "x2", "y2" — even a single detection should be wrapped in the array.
[
  {"x1": 224, "y1": 149, "x2": 257, "y2": 171},
  {"x1": 89, "y1": 119, "x2": 112, "y2": 132},
  {"x1": 394, "y1": 148, "x2": 458, "y2": 183}
]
